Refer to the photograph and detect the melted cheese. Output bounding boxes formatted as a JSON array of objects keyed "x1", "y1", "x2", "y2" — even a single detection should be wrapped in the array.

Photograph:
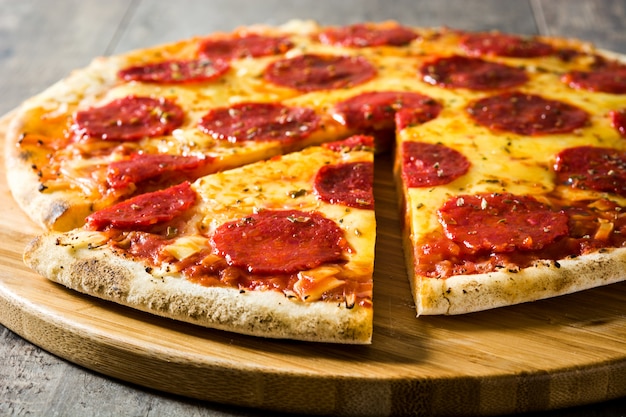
[
  {"x1": 391, "y1": 30, "x2": 626, "y2": 292},
  {"x1": 399, "y1": 86, "x2": 626, "y2": 242},
  {"x1": 161, "y1": 144, "x2": 376, "y2": 302}
]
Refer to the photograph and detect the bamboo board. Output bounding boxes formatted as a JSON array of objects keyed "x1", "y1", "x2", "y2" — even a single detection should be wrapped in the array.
[{"x1": 3, "y1": 113, "x2": 626, "y2": 416}]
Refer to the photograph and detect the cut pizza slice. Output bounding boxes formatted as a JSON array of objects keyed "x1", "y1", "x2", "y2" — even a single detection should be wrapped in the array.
[
  {"x1": 396, "y1": 86, "x2": 626, "y2": 316},
  {"x1": 23, "y1": 135, "x2": 376, "y2": 343}
]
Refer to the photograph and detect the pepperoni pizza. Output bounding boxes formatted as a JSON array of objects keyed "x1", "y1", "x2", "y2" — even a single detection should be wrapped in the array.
[
  {"x1": 5, "y1": 20, "x2": 626, "y2": 343},
  {"x1": 23, "y1": 135, "x2": 375, "y2": 343}
]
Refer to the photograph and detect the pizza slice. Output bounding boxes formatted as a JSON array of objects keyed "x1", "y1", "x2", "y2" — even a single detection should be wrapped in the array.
[
  {"x1": 396, "y1": 62, "x2": 626, "y2": 315},
  {"x1": 23, "y1": 135, "x2": 376, "y2": 343}
]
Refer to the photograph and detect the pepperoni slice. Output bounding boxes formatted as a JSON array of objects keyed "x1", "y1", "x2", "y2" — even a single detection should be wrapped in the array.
[
  {"x1": 610, "y1": 109, "x2": 626, "y2": 137},
  {"x1": 438, "y1": 193, "x2": 569, "y2": 254},
  {"x1": 317, "y1": 23, "x2": 418, "y2": 47},
  {"x1": 332, "y1": 91, "x2": 442, "y2": 130},
  {"x1": 118, "y1": 59, "x2": 230, "y2": 84},
  {"x1": 314, "y1": 162, "x2": 374, "y2": 209},
  {"x1": 401, "y1": 142, "x2": 470, "y2": 188},
  {"x1": 467, "y1": 92, "x2": 589, "y2": 136},
  {"x1": 107, "y1": 153, "x2": 213, "y2": 190},
  {"x1": 72, "y1": 96, "x2": 185, "y2": 141},
  {"x1": 460, "y1": 32, "x2": 554, "y2": 58},
  {"x1": 211, "y1": 210, "x2": 350, "y2": 275},
  {"x1": 264, "y1": 54, "x2": 376, "y2": 92},
  {"x1": 420, "y1": 55, "x2": 528, "y2": 90},
  {"x1": 198, "y1": 102, "x2": 320, "y2": 144},
  {"x1": 322, "y1": 134, "x2": 374, "y2": 152},
  {"x1": 562, "y1": 65, "x2": 626, "y2": 94},
  {"x1": 86, "y1": 182, "x2": 197, "y2": 231},
  {"x1": 394, "y1": 108, "x2": 433, "y2": 131},
  {"x1": 198, "y1": 33, "x2": 293, "y2": 61},
  {"x1": 554, "y1": 146, "x2": 626, "y2": 197}
]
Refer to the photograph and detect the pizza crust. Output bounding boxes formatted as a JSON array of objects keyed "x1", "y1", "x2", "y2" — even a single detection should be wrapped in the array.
[
  {"x1": 4, "y1": 56, "x2": 121, "y2": 231},
  {"x1": 416, "y1": 249, "x2": 626, "y2": 315},
  {"x1": 23, "y1": 230, "x2": 373, "y2": 344},
  {"x1": 4, "y1": 123, "x2": 91, "y2": 231}
]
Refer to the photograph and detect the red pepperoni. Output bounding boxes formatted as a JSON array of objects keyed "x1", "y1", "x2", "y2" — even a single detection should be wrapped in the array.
[
  {"x1": 86, "y1": 182, "x2": 197, "y2": 231},
  {"x1": 198, "y1": 102, "x2": 320, "y2": 144},
  {"x1": 554, "y1": 146, "x2": 626, "y2": 197},
  {"x1": 438, "y1": 193, "x2": 569, "y2": 254},
  {"x1": 420, "y1": 55, "x2": 528, "y2": 90},
  {"x1": 401, "y1": 142, "x2": 470, "y2": 188},
  {"x1": 317, "y1": 23, "x2": 418, "y2": 47},
  {"x1": 118, "y1": 59, "x2": 230, "y2": 84},
  {"x1": 314, "y1": 162, "x2": 374, "y2": 209},
  {"x1": 460, "y1": 32, "x2": 554, "y2": 57},
  {"x1": 332, "y1": 91, "x2": 442, "y2": 130},
  {"x1": 610, "y1": 109, "x2": 626, "y2": 137},
  {"x1": 394, "y1": 108, "x2": 434, "y2": 131},
  {"x1": 562, "y1": 65, "x2": 626, "y2": 94},
  {"x1": 467, "y1": 92, "x2": 589, "y2": 136},
  {"x1": 211, "y1": 210, "x2": 350, "y2": 275},
  {"x1": 72, "y1": 96, "x2": 185, "y2": 141},
  {"x1": 264, "y1": 54, "x2": 376, "y2": 92},
  {"x1": 198, "y1": 33, "x2": 293, "y2": 61},
  {"x1": 322, "y1": 134, "x2": 374, "y2": 152},
  {"x1": 107, "y1": 153, "x2": 213, "y2": 190}
]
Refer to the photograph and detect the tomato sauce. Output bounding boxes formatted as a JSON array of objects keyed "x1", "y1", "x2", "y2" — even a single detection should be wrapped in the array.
[{"x1": 417, "y1": 196, "x2": 626, "y2": 278}]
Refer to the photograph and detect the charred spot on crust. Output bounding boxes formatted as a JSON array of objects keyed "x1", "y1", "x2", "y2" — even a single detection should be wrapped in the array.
[
  {"x1": 17, "y1": 150, "x2": 34, "y2": 162},
  {"x1": 72, "y1": 258, "x2": 130, "y2": 299}
]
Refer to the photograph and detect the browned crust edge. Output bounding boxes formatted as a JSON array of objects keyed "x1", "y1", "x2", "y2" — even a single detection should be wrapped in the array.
[
  {"x1": 23, "y1": 231, "x2": 373, "y2": 344},
  {"x1": 4, "y1": 114, "x2": 93, "y2": 231},
  {"x1": 418, "y1": 249, "x2": 626, "y2": 315},
  {"x1": 398, "y1": 193, "x2": 626, "y2": 316}
]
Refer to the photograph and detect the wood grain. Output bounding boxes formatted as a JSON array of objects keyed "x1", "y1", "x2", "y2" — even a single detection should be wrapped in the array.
[{"x1": 4, "y1": 112, "x2": 626, "y2": 417}]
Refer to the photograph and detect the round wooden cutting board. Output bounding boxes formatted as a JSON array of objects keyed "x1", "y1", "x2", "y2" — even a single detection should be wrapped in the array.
[{"x1": 3, "y1": 113, "x2": 626, "y2": 417}]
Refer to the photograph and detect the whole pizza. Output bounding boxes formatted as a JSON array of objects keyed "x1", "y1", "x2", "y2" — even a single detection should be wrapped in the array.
[{"x1": 5, "y1": 20, "x2": 626, "y2": 344}]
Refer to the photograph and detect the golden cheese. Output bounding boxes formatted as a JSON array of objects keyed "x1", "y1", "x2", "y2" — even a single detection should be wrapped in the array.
[{"x1": 155, "y1": 143, "x2": 376, "y2": 303}]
